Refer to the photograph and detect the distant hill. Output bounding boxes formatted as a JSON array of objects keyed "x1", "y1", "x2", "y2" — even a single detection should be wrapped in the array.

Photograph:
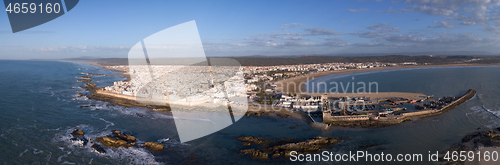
[{"x1": 65, "y1": 55, "x2": 500, "y2": 66}]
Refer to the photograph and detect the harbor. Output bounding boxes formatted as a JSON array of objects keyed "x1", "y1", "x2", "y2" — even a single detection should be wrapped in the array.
[{"x1": 272, "y1": 89, "x2": 476, "y2": 128}]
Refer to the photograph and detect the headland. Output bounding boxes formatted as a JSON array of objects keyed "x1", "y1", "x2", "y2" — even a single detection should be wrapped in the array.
[{"x1": 68, "y1": 55, "x2": 487, "y2": 129}]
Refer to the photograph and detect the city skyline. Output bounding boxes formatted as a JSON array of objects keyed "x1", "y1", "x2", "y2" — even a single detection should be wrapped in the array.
[{"x1": 1, "y1": 0, "x2": 500, "y2": 59}]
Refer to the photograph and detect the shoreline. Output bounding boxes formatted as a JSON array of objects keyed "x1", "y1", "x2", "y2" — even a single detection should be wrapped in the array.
[
  {"x1": 275, "y1": 63, "x2": 497, "y2": 94},
  {"x1": 72, "y1": 60, "x2": 483, "y2": 129},
  {"x1": 62, "y1": 60, "x2": 131, "y2": 81}
]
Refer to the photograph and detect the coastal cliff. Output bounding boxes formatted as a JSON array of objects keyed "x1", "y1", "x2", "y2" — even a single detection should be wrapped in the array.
[{"x1": 81, "y1": 83, "x2": 171, "y2": 111}]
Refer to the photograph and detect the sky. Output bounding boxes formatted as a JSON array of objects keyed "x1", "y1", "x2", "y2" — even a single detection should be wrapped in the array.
[{"x1": 1, "y1": 0, "x2": 500, "y2": 59}]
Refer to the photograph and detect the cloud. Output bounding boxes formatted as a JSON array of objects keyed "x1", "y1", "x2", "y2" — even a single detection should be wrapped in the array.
[
  {"x1": 347, "y1": 8, "x2": 369, "y2": 12},
  {"x1": 34, "y1": 46, "x2": 131, "y2": 52},
  {"x1": 380, "y1": 6, "x2": 454, "y2": 16},
  {"x1": 384, "y1": 33, "x2": 499, "y2": 48},
  {"x1": 380, "y1": 0, "x2": 500, "y2": 27},
  {"x1": 414, "y1": 5, "x2": 455, "y2": 16},
  {"x1": 352, "y1": 42, "x2": 396, "y2": 47},
  {"x1": 391, "y1": 1, "x2": 401, "y2": 4},
  {"x1": 428, "y1": 21, "x2": 456, "y2": 28},
  {"x1": 350, "y1": 23, "x2": 399, "y2": 40},
  {"x1": 204, "y1": 42, "x2": 248, "y2": 47},
  {"x1": 367, "y1": 23, "x2": 400, "y2": 32},
  {"x1": 202, "y1": 42, "x2": 249, "y2": 50},
  {"x1": 234, "y1": 36, "x2": 352, "y2": 49},
  {"x1": 350, "y1": 31, "x2": 390, "y2": 39},
  {"x1": 273, "y1": 36, "x2": 309, "y2": 41},
  {"x1": 216, "y1": 19, "x2": 500, "y2": 54},
  {"x1": 302, "y1": 28, "x2": 343, "y2": 35},
  {"x1": 256, "y1": 27, "x2": 343, "y2": 37},
  {"x1": 379, "y1": 7, "x2": 413, "y2": 13},
  {"x1": 281, "y1": 23, "x2": 304, "y2": 30},
  {"x1": 482, "y1": 25, "x2": 500, "y2": 37},
  {"x1": 459, "y1": 21, "x2": 476, "y2": 26}
]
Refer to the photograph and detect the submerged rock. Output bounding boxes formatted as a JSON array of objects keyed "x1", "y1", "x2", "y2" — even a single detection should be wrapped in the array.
[
  {"x1": 82, "y1": 72, "x2": 104, "y2": 76},
  {"x1": 92, "y1": 144, "x2": 106, "y2": 153},
  {"x1": 143, "y1": 142, "x2": 164, "y2": 151},
  {"x1": 358, "y1": 144, "x2": 381, "y2": 150}
]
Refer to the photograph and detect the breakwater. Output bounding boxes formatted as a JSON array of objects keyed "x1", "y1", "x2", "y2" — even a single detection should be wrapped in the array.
[{"x1": 323, "y1": 89, "x2": 476, "y2": 126}]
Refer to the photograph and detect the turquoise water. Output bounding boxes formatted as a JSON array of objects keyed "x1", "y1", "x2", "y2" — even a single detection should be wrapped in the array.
[{"x1": 0, "y1": 61, "x2": 499, "y2": 164}]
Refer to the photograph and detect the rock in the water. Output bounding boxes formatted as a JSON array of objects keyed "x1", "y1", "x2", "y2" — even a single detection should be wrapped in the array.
[
  {"x1": 124, "y1": 134, "x2": 136, "y2": 142},
  {"x1": 112, "y1": 130, "x2": 136, "y2": 143},
  {"x1": 241, "y1": 142, "x2": 251, "y2": 146},
  {"x1": 236, "y1": 136, "x2": 273, "y2": 145},
  {"x1": 72, "y1": 129, "x2": 84, "y2": 136},
  {"x1": 111, "y1": 130, "x2": 121, "y2": 135},
  {"x1": 143, "y1": 142, "x2": 164, "y2": 151},
  {"x1": 92, "y1": 144, "x2": 106, "y2": 153},
  {"x1": 96, "y1": 136, "x2": 132, "y2": 148},
  {"x1": 70, "y1": 129, "x2": 88, "y2": 145},
  {"x1": 237, "y1": 136, "x2": 340, "y2": 160},
  {"x1": 95, "y1": 130, "x2": 137, "y2": 148},
  {"x1": 116, "y1": 133, "x2": 136, "y2": 142},
  {"x1": 240, "y1": 149, "x2": 269, "y2": 160}
]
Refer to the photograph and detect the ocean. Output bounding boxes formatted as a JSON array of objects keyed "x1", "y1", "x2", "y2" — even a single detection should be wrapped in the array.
[{"x1": 0, "y1": 60, "x2": 499, "y2": 164}]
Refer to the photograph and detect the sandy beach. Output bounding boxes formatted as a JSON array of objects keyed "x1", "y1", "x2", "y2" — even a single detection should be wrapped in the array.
[{"x1": 303, "y1": 92, "x2": 428, "y2": 100}]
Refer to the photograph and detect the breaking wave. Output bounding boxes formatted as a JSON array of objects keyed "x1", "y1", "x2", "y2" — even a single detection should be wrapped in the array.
[{"x1": 52, "y1": 125, "x2": 163, "y2": 165}]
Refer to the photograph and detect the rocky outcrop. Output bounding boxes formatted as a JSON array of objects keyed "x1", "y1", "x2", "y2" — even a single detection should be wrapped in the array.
[
  {"x1": 79, "y1": 130, "x2": 169, "y2": 154},
  {"x1": 96, "y1": 137, "x2": 131, "y2": 148},
  {"x1": 237, "y1": 136, "x2": 341, "y2": 160},
  {"x1": 237, "y1": 136, "x2": 274, "y2": 145},
  {"x1": 82, "y1": 72, "x2": 104, "y2": 76},
  {"x1": 441, "y1": 128, "x2": 500, "y2": 164},
  {"x1": 81, "y1": 83, "x2": 97, "y2": 91},
  {"x1": 92, "y1": 144, "x2": 106, "y2": 153},
  {"x1": 70, "y1": 129, "x2": 88, "y2": 146},
  {"x1": 94, "y1": 130, "x2": 137, "y2": 148},
  {"x1": 240, "y1": 149, "x2": 269, "y2": 160},
  {"x1": 112, "y1": 130, "x2": 136, "y2": 142},
  {"x1": 78, "y1": 76, "x2": 92, "y2": 82},
  {"x1": 143, "y1": 142, "x2": 165, "y2": 151}
]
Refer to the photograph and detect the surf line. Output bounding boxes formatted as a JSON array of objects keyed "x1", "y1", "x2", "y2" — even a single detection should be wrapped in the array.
[{"x1": 482, "y1": 105, "x2": 500, "y2": 119}]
